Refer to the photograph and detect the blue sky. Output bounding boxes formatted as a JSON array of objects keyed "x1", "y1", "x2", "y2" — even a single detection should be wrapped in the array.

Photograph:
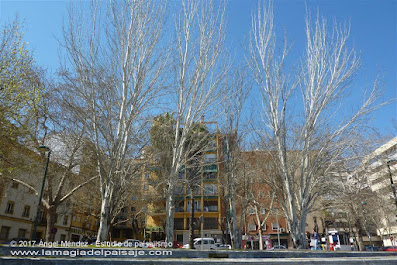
[{"x1": 1, "y1": 0, "x2": 396, "y2": 137}]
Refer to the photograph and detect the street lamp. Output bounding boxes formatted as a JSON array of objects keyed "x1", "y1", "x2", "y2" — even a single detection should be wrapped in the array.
[
  {"x1": 361, "y1": 201, "x2": 373, "y2": 251},
  {"x1": 31, "y1": 145, "x2": 51, "y2": 241},
  {"x1": 386, "y1": 159, "x2": 397, "y2": 211}
]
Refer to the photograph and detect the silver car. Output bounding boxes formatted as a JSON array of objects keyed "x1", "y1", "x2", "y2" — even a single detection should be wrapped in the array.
[{"x1": 270, "y1": 245, "x2": 287, "y2": 250}]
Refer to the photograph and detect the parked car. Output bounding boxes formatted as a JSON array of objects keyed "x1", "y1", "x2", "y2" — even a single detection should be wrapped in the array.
[
  {"x1": 182, "y1": 238, "x2": 216, "y2": 250},
  {"x1": 214, "y1": 243, "x2": 231, "y2": 249},
  {"x1": 382, "y1": 246, "x2": 397, "y2": 251},
  {"x1": 270, "y1": 245, "x2": 287, "y2": 250},
  {"x1": 122, "y1": 239, "x2": 141, "y2": 248}
]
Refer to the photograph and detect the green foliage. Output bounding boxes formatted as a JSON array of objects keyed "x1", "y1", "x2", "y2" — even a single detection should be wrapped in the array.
[
  {"x1": 0, "y1": 18, "x2": 42, "y2": 140},
  {"x1": 150, "y1": 112, "x2": 175, "y2": 154},
  {"x1": 0, "y1": 18, "x2": 45, "y2": 177},
  {"x1": 149, "y1": 112, "x2": 210, "y2": 186}
]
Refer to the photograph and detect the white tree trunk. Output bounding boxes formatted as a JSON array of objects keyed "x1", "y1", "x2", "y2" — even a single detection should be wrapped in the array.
[
  {"x1": 62, "y1": 0, "x2": 167, "y2": 242},
  {"x1": 165, "y1": 189, "x2": 175, "y2": 246},
  {"x1": 164, "y1": 0, "x2": 228, "y2": 244},
  {"x1": 248, "y1": 1, "x2": 383, "y2": 249},
  {"x1": 97, "y1": 194, "x2": 111, "y2": 242}
]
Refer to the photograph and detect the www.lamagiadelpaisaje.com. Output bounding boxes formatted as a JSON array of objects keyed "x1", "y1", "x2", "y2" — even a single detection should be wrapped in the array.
[{"x1": 10, "y1": 248, "x2": 173, "y2": 258}]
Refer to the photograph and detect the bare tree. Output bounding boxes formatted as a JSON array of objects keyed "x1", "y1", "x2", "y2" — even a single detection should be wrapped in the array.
[
  {"x1": 252, "y1": 192, "x2": 275, "y2": 250},
  {"x1": 60, "y1": 0, "x2": 167, "y2": 242},
  {"x1": 248, "y1": 1, "x2": 385, "y2": 248},
  {"x1": 220, "y1": 68, "x2": 250, "y2": 249},
  {"x1": 1, "y1": 57, "x2": 103, "y2": 242},
  {"x1": 163, "y1": 0, "x2": 229, "y2": 245}
]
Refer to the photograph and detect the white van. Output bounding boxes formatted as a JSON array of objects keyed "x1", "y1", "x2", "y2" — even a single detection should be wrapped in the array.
[{"x1": 182, "y1": 238, "x2": 216, "y2": 250}]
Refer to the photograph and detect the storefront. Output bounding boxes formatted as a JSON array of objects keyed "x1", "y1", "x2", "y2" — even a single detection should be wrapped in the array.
[{"x1": 242, "y1": 234, "x2": 290, "y2": 249}]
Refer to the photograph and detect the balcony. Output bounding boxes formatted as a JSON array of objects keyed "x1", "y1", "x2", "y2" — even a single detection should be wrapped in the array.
[
  {"x1": 203, "y1": 165, "x2": 217, "y2": 173},
  {"x1": 203, "y1": 201, "x2": 218, "y2": 212},
  {"x1": 204, "y1": 172, "x2": 217, "y2": 182},
  {"x1": 204, "y1": 154, "x2": 217, "y2": 164},
  {"x1": 203, "y1": 184, "x2": 217, "y2": 195}
]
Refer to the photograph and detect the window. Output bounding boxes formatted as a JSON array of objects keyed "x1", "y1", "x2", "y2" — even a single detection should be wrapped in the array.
[
  {"x1": 203, "y1": 164, "x2": 217, "y2": 173},
  {"x1": 132, "y1": 195, "x2": 137, "y2": 200},
  {"x1": 22, "y1": 205, "x2": 30, "y2": 217},
  {"x1": 261, "y1": 224, "x2": 267, "y2": 231},
  {"x1": 178, "y1": 171, "x2": 185, "y2": 180},
  {"x1": 18, "y1": 229, "x2": 26, "y2": 238},
  {"x1": 248, "y1": 223, "x2": 256, "y2": 231},
  {"x1": 187, "y1": 186, "x2": 201, "y2": 195},
  {"x1": 175, "y1": 185, "x2": 184, "y2": 195},
  {"x1": 204, "y1": 218, "x2": 218, "y2": 229},
  {"x1": 77, "y1": 216, "x2": 81, "y2": 223},
  {"x1": 131, "y1": 207, "x2": 136, "y2": 212},
  {"x1": 186, "y1": 218, "x2": 200, "y2": 230},
  {"x1": 112, "y1": 228, "x2": 121, "y2": 238},
  {"x1": 209, "y1": 140, "x2": 217, "y2": 149},
  {"x1": 5, "y1": 201, "x2": 14, "y2": 214},
  {"x1": 0, "y1": 226, "x2": 10, "y2": 240},
  {"x1": 260, "y1": 208, "x2": 265, "y2": 215},
  {"x1": 203, "y1": 184, "x2": 217, "y2": 195},
  {"x1": 174, "y1": 218, "x2": 184, "y2": 230},
  {"x1": 272, "y1": 223, "x2": 280, "y2": 230},
  {"x1": 203, "y1": 201, "x2": 218, "y2": 212},
  {"x1": 203, "y1": 172, "x2": 217, "y2": 181},
  {"x1": 204, "y1": 154, "x2": 217, "y2": 164},
  {"x1": 259, "y1": 191, "x2": 264, "y2": 199},
  {"x1": 175, "y1": 201, "x2": 184, "y2": 212},
  {"x1": 73, "y1": 215, "x2": 76, "y2": 222},
  {"x1": 247, "y1": 207, "x2": 255, "y2": 215},
  {"x1": 38, "y1": 210, "x2": 44, "y2": 222},
  {"x1": 187, "y1": 200, "x2": 201, "y2": 212},
  {"x1": 11, "y1": 182, "x2": 18, "y2": 189},
  {"x1": 63, "y1": 215, "x2": 68, "y2": 225}
]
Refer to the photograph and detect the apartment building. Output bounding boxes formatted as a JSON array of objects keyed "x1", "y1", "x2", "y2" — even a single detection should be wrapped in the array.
[
  {"x1": 129, "y1": 121, "x2": 230, "y2": 245},
  {"x1": 238, "y1": 151, "x2": 290, "y2": 249},
  {"x1": 361, "y1": 136, "x2": 397, "y2": 246},
  {"x1": 110, "y1": 182, "x2": 147, "y2": 241},
  {"x1": 173, "y1": 131, "x2": 225, "y2": 245},
  {"x1": 0, "y1": 137, "x2": 100, "y2": 243}
]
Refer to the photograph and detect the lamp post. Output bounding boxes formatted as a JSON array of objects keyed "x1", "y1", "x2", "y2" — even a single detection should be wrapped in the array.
[
  {"x1": 361, "y1": 201, "x2": 373, "y2": 251},
  {"x1": 31, "y1": 145, "x2": 51, "y2": 241},
  {"x1": 386, "y1": 159, "x2": 397, "y2": 211}
]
